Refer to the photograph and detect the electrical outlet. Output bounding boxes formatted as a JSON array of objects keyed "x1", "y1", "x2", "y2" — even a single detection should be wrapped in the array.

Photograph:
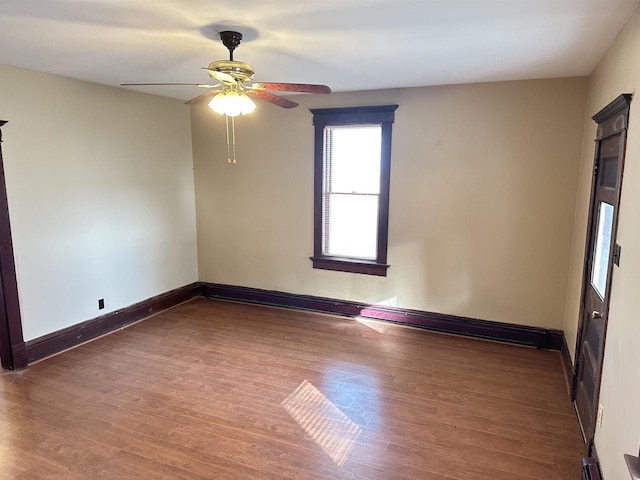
[
  {"x1": 597, "y1": 404, "x2": 604, "y2": 427},
  {"x1": 98, "y1": 298, "x2": 105, "y2": 310}
]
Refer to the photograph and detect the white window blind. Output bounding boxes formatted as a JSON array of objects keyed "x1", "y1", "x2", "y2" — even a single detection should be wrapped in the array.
[{"x1": 322, "y1": 125, "x2": 382, "y2": 260}]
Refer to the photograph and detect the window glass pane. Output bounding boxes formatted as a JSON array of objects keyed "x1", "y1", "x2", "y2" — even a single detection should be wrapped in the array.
[
  {"x1": 591, "y1": 202, "x2": 614, "y2": 298},
  {"x1": 325, "y1": 126, "x2": 381, "y2": 194},
  {"x1": 323, "y1": 193, "x2": 378, "y2": 259}
]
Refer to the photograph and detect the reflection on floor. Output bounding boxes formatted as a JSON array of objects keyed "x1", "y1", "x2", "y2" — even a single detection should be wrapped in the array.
[
  {"x1": 282, "y1": 379, "x2": 361, "y2": 466},
  {"x1": 355, "y1": 316, "x2": 388, "y2": 334}
]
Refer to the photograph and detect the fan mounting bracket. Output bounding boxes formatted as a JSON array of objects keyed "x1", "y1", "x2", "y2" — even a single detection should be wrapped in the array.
[{"x1": 220, "y1": 31, "x2": 243, "y2": 60}]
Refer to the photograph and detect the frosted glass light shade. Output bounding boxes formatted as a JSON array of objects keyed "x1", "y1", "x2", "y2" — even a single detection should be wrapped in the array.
[{"x1": 208, "y1": 91, "x2": 256, "y2": 116}]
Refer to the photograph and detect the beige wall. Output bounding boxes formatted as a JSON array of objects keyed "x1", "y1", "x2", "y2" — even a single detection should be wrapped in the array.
[
  {"x1": 0, "y1": 65, "x2": 198, "y2": 341},
  {"x1": 563, "y1": 8, "x2": 640, "y2": 479},
  {"x1": 192, "y1": 77, "x2": 587, "y2": 330}
]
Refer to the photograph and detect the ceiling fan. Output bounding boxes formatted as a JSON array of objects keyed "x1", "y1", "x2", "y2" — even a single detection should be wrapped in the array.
[
  {"x1": 121, "y1": 30, "x2": 332, "y2": 115},
  {"x1": 122, "y1": 31, "x2": 331, "y2": 164}
]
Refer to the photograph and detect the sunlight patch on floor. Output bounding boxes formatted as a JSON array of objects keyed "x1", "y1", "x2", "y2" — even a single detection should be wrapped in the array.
[
  {"x1": 355, "y1": 316, "x2": 388, "y2": 334},
  {"x1": 281, "y1": 380, "x2": 361, "y2": 466}
]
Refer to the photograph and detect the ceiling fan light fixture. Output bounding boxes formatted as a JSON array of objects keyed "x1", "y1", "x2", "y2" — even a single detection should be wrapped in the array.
[{"x1": 208, "y1": 90, "x2": 256, "y2": 116}]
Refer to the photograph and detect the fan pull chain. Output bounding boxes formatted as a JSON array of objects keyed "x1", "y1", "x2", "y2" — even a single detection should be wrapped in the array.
[
  {"x1": 225, "y1": 114, "x2": 232, "y2": 164},
  {"x1": 224, "y1": 114, "x2": 237, "y2": 165},
  {"x1": 231, "y1": 116, "x2": 237, "y2": 164}
]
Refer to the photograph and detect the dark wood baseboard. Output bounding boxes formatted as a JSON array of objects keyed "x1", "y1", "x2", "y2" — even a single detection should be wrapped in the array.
[
  {"x1": 25, "y1": 282, "x2": 201, "y2": 364},
  {"x1": 625, "y1": 452, "x2": 640, "y2": 480},
  {"x1": 23, "y1": 281, "x2": 567, "y2": 366},
  {"x1": 561, "y1": 334, "x2": 576, "y2": 400},
  {"x1": 10, "y1": 343, "x2": 27, "y2": 369},
  {"x1": 586, "y1": 443, "x2": 605, "y2": 479},
  {"x1": 200, "y1": 283, "x2": 564, "y2": 350}
]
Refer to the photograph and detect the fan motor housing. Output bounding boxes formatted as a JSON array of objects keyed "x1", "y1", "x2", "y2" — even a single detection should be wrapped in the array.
[{"x1": 207, "y1": 60, "x2": 255, "y2": 82}]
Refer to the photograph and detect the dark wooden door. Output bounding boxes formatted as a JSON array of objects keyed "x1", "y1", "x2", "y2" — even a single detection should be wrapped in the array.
[{"x1": 574, "y1": 94, "x2": 631, "y2": 447}]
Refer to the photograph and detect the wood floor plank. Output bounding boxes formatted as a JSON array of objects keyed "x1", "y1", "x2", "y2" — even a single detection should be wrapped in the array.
[{"x1": 0, "y1": 298, "x2": 584, "y2": 479}]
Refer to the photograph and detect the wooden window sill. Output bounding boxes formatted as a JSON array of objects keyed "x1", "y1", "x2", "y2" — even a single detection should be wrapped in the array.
[{"x1": 310, "y1": 256, "x2": 389, "y2": 276}]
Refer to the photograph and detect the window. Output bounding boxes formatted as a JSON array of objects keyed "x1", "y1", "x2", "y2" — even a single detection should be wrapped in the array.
[{"x1": 309, "y1": 105, "x2": 398, "y2": 276}]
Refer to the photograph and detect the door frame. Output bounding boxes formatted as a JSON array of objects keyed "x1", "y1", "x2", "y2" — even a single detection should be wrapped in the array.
[
  {"x1": 0, "y1": 120, "x2": 27, "y2": 369},
  {"x1": 571, "y1": 94, "x2": 632, "y2": 451}
]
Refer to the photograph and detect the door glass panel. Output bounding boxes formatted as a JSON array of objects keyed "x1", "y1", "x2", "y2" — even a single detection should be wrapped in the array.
[{"x1": 591, "y1": 202, "x2": 614, "y2": 298}]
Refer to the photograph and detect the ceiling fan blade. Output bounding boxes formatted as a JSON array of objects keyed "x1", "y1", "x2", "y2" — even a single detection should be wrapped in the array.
[
  {"x1": 202, "y1": 68, "x2": 237, "y2": 85},
  {"x1": 185, "y1": 89, "x2": 221, "y2": 105},
  {"x1": 248, "y1": 82, "x2": 331, "y2": 94},
  {"x1": 120, "y1": 82, "x2": 218, "y2": 88},
  {"x1": 246, "y1": 90, "x2": 299, "y2": 109}
]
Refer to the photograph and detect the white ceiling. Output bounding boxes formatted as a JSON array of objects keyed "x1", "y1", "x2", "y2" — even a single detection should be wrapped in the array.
[{"x1": 1, "y1": 0, "x2": 639, "y2": 101}]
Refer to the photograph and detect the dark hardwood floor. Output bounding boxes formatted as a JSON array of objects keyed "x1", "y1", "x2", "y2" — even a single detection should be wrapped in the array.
[{"x1": 0, "y1": 298, "x2": 584, "y2": 479}]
